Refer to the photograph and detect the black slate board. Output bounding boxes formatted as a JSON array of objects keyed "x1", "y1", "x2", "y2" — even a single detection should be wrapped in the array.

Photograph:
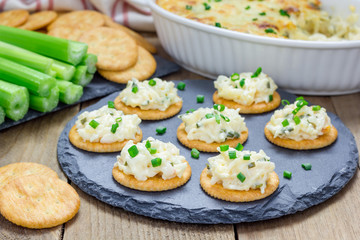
[
  {"x1": 57, "y1": 80, "x2": 358, "y2": 224},
  {"x1": 0, "y1": 55, "x2": 180, "y2": 131}
]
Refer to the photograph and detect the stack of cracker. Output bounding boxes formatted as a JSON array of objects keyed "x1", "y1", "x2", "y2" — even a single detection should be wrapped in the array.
[{"x1": 0, "y1": 162, "x2": 80, "y2": 229}]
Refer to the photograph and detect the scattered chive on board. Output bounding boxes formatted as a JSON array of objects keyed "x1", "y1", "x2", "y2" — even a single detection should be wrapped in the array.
[
  {"x1": 302, "y1": 163, "x2": 312, "y2": 170},
  {"x1": 283, "y1": 170, "x2": 292, "y2": 179},
  {"x1": 177, "y1": 81, "x2": 186, "y2": 90},
  {"x1": 197, "y1": 95, "x2": 204, "y2": 103},
  {"x1": 191, "y1": 148, "x2": 200, "y2": 159},
  {"x1": 156, "y1": 126, "x2": 167, "y2": 135}
]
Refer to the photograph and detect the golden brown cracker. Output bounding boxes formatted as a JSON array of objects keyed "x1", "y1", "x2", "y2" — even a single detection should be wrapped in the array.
[
  {"x1": 213, "y1": 91, "x2": 281, "y2": 114},
  {"x1": 47, "y1": 10, "x2": 104, "y2": 30},
  {"x1": 200, "y1": 168, "x2": 279, "y2": 202},
  {"x1": 98, "y1": 46, "x2": 156, "y2": 83},
  {"x1": 0, "y1": 10, "x2": 29, "y2": 27},
  {"x1": 114, "y1": 97, "x2": 182, "y2": 120},
  {"x1": 177, "y1": 123, "x2": 248, "y2": 152},
  {"x1": 79, "y1": 27, "x2": 138, "y2": 71},
  {"x1": 0, "y1": 175, "x2": 80, "y2": 229},
  {"x1": 19, "y1": 11, "x2": 57, "y2": 30},
  {"x1": 112, "y1": 162, "x2": 191, "y2": 191},
  {"x1": 103, "y1": 15, "x2": 157, "y2": 53},
  {"x1": 0, "y1": 162, "x2": 58, "y2": 190},
  {"x1": 264, "y1": 123, "x2": 338, "y2": 150},
  {"x1": 48, "y1": 25, "x2": 89, "y2": 41},
  {"x1": 69, "y1": 125, "x2": 143, "y2": 152}
]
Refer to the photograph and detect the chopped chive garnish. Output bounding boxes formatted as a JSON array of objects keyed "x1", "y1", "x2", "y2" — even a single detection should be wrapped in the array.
[
  {"x1": 235, "y1": 143, "x2": 244, "y2": 151},
  {"x1": 80, "y1": 117, "x2": 87, "y2": 125},
  {"x1": 124, "y1": 161, "x2": 128, "y2": 166},
  {"x1": 203, "y1": 2, "x2": 211, "y2": 10},
  {"x1": 177, "y1": 81, "x2": 186, "y2": 90},
  {"x1": 312, "y1": 105, "x2": 321, "y2": 111},
  {"x1": 267, "y1": 81, "x2": 271, "y2": 88},
  {"x1": 243, "y1": 154, "x2": 251, "y2": 160},
  {"x1": 252, "y1": 18, "x2": 258, "y2": 21},
  {"x1": 245, "y1": 5, "x2": 250, "y2": 10},
  {"x1": 220, "y1": 114, "x2": 230, "y2": 122},
  {"x1": 279, "y1": 9, "x2": 290, "y2": 17},
  {"x1": 215, "y1": 114, "x2": 221, "y2": 124},
  {"x1": 215, "y1": 22, "x2": 222, "y2": 28},
  {"x1": 156, "y1": 126, "x2": 166, "y2": 135},
  {"x1": 186, "y1": 108, "x2": 195, "y2": 114},
  {"x1": 237, "y1": 172, "x2": 246, "y2": 182},
  {"x1": 251, "y1": 67, "x2": 262, "y2": 78},
  {"x1": 302, "y1": 163, "x2": 312, "y2": 170},
  {"x1": 197, "y1": 95, "x2": 205, "y2": 103},
  {"x1": 148, "y1": 79, "x2": 156, "y2": 86},
  {"x1": 116, "y1": 117, "x2": 122, "y2": 122},
  {"x1": 248, "y1": 162, "x2": 256, "y2": 168},
  {"x1": 220, "y1": 144, "x2": 229, "y2": 151},
  {"x1": 185, "y1": 5, "x2": 192, "y2": 10},
  {"x1": 191, "y1": 148, "x2": 200, "y2": 159},
  {"x1": 145, "y1": 140, "x2": 151, "y2": 148},
  {"x1": 228, "y1": 150, "x2": 237, "y2": 159},
  {"x1": 89, "y1": 120, "x2": 99, "y2": 129},
  {"x1": 265, "y1": 28, "x2": 276, "y2": 34},
  {"x1": 259, "y1": 12, "x2": 266, "y2": 16},
  {"x1": 231, "y1": 73, "x2": 240, "y2": 81},
  {"x1": 213, "y1": 104, "x2": 225, "y2": 112},
  {"x1": 132, "y1": 86, "x2": 138, "y2": 93},
  {"x1": 281, "y1": 99, "x2": 290, "y2": 105},
  {"x1": 205, "y1": 113, "x2": 214, "y2": 119},
  {"x1": 240, "y1": 78, "x2": 245, "y2": 88},
  {"x1": 269, "y1": 94, "x2": 273, "y2": 102},
  {"x1": 282, "y1": 119, "x2": 289, "y2": 127},
  {"x1": 296, "y1": 96, "x2": 304, "y2": 100},
  {"x1": 206, "y1": 163, "x2": 210, "y2": 169},
  {"x1": 108, "y1": 101, "x2": 115, "y2": 108},
  {"x1": 283, "y1": 170, "x2": 292, "y2": 179},
  {"x1": 128, "y1": 145, "x2": 139, "y2": 158},
  {"x1": 148, "y1": 148, "x2": 157, "y2": 154},
  {"x1": 111, "y1": 122, "x2": 119, "y2": 133},
  {"x1": 151, "y1": 158, "x2": 162, "y2": 167},
  {"x1": 293, "y1": 116, "x2": 301, "y2": 125}
]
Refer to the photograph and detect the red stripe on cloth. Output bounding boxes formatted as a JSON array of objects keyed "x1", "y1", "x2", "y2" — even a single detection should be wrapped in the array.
[
  {"x1": 81, "y1": 0, "x2": 88, "y2": 9},
  {"x1": 0, "y1": 0, "x2": 8, "y2": 11},
  {"x1": 48, "y1": 0, "x2": 53, "y2": 10},
  {"x1": 126, "y1": 1, "x2": 152, "y2": 16},
  {"x1": 35, "y1": 0, "x2": 41, "y2": 11},
  {"x1": 123, "y1": 1, "x2": 129, "y2": 27},
  {"x1": 111, "y1": 0, "x2": 120, "y2": 20}
]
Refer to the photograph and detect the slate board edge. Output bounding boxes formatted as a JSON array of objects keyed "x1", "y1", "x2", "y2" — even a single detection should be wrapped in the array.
[{"x1": 57, "y1": 88, "x2": 359, "y2": 224}]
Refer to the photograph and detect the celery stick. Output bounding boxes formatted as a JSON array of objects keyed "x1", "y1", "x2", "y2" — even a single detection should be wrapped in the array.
[
  {"x1": 29, "y1": 87, "x2": 59, "y2": 112},
  {"x1": 71, "y1": 65, "x2": 87, "y2": 84},
  {"x1": 0, "y1": 25, "x2": 88, "y2": 65},
  {"x1": 48, "y1": 69, "x2": 57, "y2": 78},
  {"x1": 71, "y1": 68, "x2": 93, "y2": 87},
  {"x1": 0, "y1": 107, "x2": 5, "y2": 125},
  {"x1": 0, "y1": 41, "x2": 53, "y2": 74},
  {"x1": 79, "y1": 73, "x2": 94, "y2": 87},
  {"x1": 0, "y1": 79, "x2": 29, "y2": 121},
  {"x1": 51, "y1": 60, "x2": 75, "y2": 81},
  {"x1": 56, "y1": 81, "x2": 83, "y2": 104},
  {"x1": 80, "y1": 54, "x2": 97, "y2": 74},
  {"x1": 0, "y1": 57, "x2": 56, "y2": 97}
]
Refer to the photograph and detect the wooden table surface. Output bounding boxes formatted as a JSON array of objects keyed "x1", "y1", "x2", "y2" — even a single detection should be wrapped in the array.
[{"x1": 0, "y1": 34, "x2": 359, "y2": 240}]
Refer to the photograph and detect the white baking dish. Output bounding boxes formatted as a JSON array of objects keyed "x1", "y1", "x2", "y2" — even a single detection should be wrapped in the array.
[{"x1": 148, "y1": 0, "x2": 360, "y2": 95}]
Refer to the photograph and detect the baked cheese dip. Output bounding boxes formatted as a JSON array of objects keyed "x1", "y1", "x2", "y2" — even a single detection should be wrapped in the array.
[
  {"x1": 157, "y1": 0, "x2": 360, "y2": 41},
  {"x1": 200, "y1": 145, "x2": 279, "y2": 202}
]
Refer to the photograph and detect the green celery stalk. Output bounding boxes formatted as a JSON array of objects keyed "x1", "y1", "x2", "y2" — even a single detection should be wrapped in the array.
[
  {"x1": 0, "y1": 41, "x2": 53, "y2": 74},
  {"x1": 0, "y1": 25, "x2": 88, "y2": 65},
  {"x1": 78, "y1": 73, "x2": 94, "y2": 87},
  {"x1": 0, "y1": 106, "x2": 5, "y2": 125},
  {"x1": 0, "y1": 57, "x2": 56, "y2": 97},
  {"x1": 0, "y1": 79, "x2": 29, "y2": 121},
  {"x1": 29, "y1": 87, "x2": 59, "y2": 112},
  {"x1": 51, "y1": 60, "x2": 75, "y2": 81},
  {"x1": 71, "y1": 65, "x2": 87, "y2": 84},
  {"x1": 48, "y1": 69, "x2": 57, "y2": 78},
  {"x1": 80, "y1": 54, "x2": 97, "y2": 74},
  {"x1": 56, "y1": 81, "x2": 83, "y2": 104}
]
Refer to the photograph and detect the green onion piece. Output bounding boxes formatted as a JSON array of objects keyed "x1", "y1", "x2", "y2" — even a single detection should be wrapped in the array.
[
  {"x1": 148, "y1": 79, "x2": 156, "y2": 86},
  {"x1": 282, "y1": 99, "x2": 290, "y2": 105},
  {"x1": 243, "y1": 154, "x2": 251, "y2": 160},
  {"x1": 279, "y1": 9, "x2": 290, "y2": 17},
  {"x1": 220, "y1": 145, "x2": 229, "y2": 151},
  {"x1": 145, "y1": 140, "x2": 151, "y2": 148},
  {"x1": 251, "y1": 67, "x2": 262, "y2": 78},
  {"x1": 283, "y1": 170, "x2": 292, "y2": 179},
  {"x1": 296, "y1": 96, "x2": 304, "y2": 100},
  {"x1": 248, "y1": 162, "x2": 256, "y2": 169},
  {"x1": 237, "y1": 172, "x2": 246, "y2": 182},
  {"x1": 89, "y1": 120, "x2": 99, "y2": 129},
  {"x1": 302, "y1": 163, "x2": 312, "y2": 171},
  {"x1": 213, "y1": 104, "x2": 225, "y2": 112},
  {"x1": 185, "y1": 5, "x2": 192, "y2": 10},
  {"x1": 124, "y1": 161, "x2": 128, "y2": 166},
  {"x1": 282, "y1": 119, "x2": 289, "y2": 127},
  {"x1": 132, "y1": 85, "x2": 138, "y2": 93},
  {"x1": 116, "y1": 117, "x2": 122, "y2": 122},
  {"x1": 148, "y1": 148, "x2": 157, "y2": 154},
  {"x1": 156, "y1": 126, "x2": 166, "y2": 135},
  {"x1": 151, "y1": 158, "x2": 162, "y2": 167},
  {"x1": 259, "y1": 12, "x2": 266, "y2": 16},
  {"x1": 128, "y1": 145, "x2": 139, "y2": 158},
  {"x1": 239, "y1": 78, "x2": 245, "y2": 88},
  {"x1": 205, "y1": 113, "x2": 214, "y2": 119},
  {"x1": 177, "y1": 81, "x2": 186, "y2": 90},
  {"x1": 56, "y1": 80, "x2": 83, "y2": 104},
  {"x1": 108, "y1": 101, "x2": 115, "y2": 109},
  {"x1": 220, "y1": 114, "x2": 230, "y2": 122},
  {"x1": 111, "y1": 122, "x2": 119, "y2": 134},
  {"x1": 186, "y1": 109, "x2": 195, "y2": 114},
  {"x1": 245, "y1": 5, "x2": 250, "y2": 10},
  {"x1": 235, "y1": 143, "x2": 244, "y2": 151},
  {"x1": 269, "y1": 94, "x2": 273, "y2": 102},
  {"x1": 215, "y1": 22, "x2": 221, "y2": 28},
  {"x1": 191, "y1": 148, "x2": 200, "y2": 159},
  {"x1": 79, "y1": 53, "x2": 97, "y2": 74},
  {"x1": 312, "y1": 105, "x2": 321, "y2": 111},
  {"x1": 51, "y1": 59, "x2": 76, "y2": 81},
  {"x1": 29, "y1": 86, "x2": 59, "y2": 113},
  {"x1": 0, "y1": 106, "x2": 4, "y2": 125},
  {"x1": 231, "y1": 73, "x2": 240, "y2": 81},
  {"x1": 203, "y1": 2, "x2": 211, "y2": 10},
  {"x1": 265, "y1": 28, "x2": 276, "y2": 34},
  {"x1": 197, "y1": 95, "x2": 204, "y2": 103},
  {"x1": 80, "y1": 117, "x2": 87, "y2": 125},
  {"x1": 215, "y1": 114, "x2": 220, "y2": 124},
  {"x1": 228, "y1": 150, "x2": 237, "y2": 159},
  {"x1": 293, "y1": 116, "x2": 301, "y2": 125},
  {"x1": 252, "y1": 18, "x2": 258, "y2": 21}
]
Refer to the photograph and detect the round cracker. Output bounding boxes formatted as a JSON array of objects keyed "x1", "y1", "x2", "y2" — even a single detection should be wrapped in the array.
[
  {"x1": 177, "y1": 122, "x2": 248, "y2": 152},
  {"x1": 69, "y1": 125, "x2": 143, "y2": 152},
  {"x1": 0, "y1": 175, "x2": 80, "y2": 229},
  {"x1": 200, "y1": 168, "x2": 279, "y2": 202},
  {"x1": 213, "y1": 91, "x2": 281, "y2": 114},
  {"x1": 98, "y1": 46, "x2": 156, "y2": 83},
  {"x1": 0, "y1": 162, "x2": 58, "y2": 190},
  {"x1": 103, "y1": 15, "x2": 157, "y2": 53},
  {"x1": 114, "y1": 96, "x2": 182, "y2": 120},
  {"x1": 47, "y1": 10, "x2": 104, "y2": 31},
  {"x1": 79, "y1": 27, "x2": 138, "y2": 71},
  {"x1": 112, "y1": 162, "x2": 191, "y2": 191},
  {"x1": 19, "y1": 11, "x2": 57, "y2": 31},
  {"x1": 0, "y1": 10, "x2": 29, "y2": 27},
  {"x1": 264, "y1": 123, "x2": 338, "y2": 150},
  {"x1": 48, "y1": 25, "x2": 89, "y2": 41}
]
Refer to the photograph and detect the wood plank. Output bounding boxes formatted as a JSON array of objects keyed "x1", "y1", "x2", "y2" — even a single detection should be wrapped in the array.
[{"x1": 0, "y1": 105, "x2": 80, "y2": 240}]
